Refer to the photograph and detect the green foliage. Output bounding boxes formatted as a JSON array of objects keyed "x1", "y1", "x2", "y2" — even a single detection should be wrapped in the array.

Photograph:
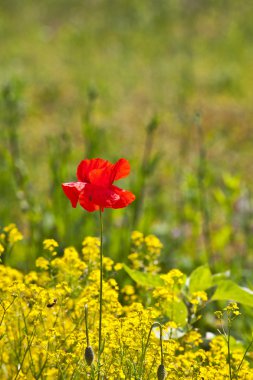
[
  {"x1": 189, "y1": 265, "x2": 212, "y2": 293},
  {"x1": 166, "y1": 300, "x2": 188, "y2": 327},
  {"x1": 212, "y1": 281, "x2": 253, "y2": 307},
  {"x1": 124, "y1": 261, "x2": 253, "y2": 332},
  {"x1": 123, "y1": 264, "x2": 164, "y2": 288},
  {"x1": 1, "y1": 0, "x2": 253, "y2": 348}
]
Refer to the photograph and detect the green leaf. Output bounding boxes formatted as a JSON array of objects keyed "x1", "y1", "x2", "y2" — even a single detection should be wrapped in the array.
[
  {"x1": 189, "y1": 265, "x2": 212, "y2": 294},
  {"x1": 211, "y1": 280, "x2": 253, "y2": 307},
  {"x1": 166, "y1": 300, "x2": 188, "y2": 327},
  {"x1": 123, "y1": 264, "x2": 164, "y2": 288},
  {"x1": 211, "y1": 271, "x2": 230, "y2": 285}
]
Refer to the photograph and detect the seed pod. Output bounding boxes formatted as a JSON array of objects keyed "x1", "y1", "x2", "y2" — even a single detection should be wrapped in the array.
[
  {"x1": 157, "y1": 364, "x2": 166, "y2": 380},
  {"x1": 85, "y1": 346, "x2": 94, "y2": 366}
]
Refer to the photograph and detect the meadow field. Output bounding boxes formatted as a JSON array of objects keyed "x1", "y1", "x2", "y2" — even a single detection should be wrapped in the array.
[{"x1": 1, "y1": 1, "x2": 253, "y2": 378}]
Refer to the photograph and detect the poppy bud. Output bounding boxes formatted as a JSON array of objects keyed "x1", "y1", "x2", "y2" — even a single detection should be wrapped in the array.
[
  {"x1": 85, "y1": 346, "x2": 94, "y2": 366},
  {"x1": 157, "y1": 364, "x2": 166, "y2": 380}
]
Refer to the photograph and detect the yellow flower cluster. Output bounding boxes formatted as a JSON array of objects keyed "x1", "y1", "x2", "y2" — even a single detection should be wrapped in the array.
[
  {"x1": 190, "y1": 291, "x2": 208, "y2": 315},
  {"x1": 43, "y1": 238, "x2": 59, "y2": 256},
  {"x1": 82, "y1": 236, "x2": 100, "y2": 268},
  {"x1": 215, "y1": 302, "x2": 242, "y2": 323},
  {"x1": 0, "y1": 229, "x2": 252, "y2": 379},
  {"x1": 223, "y1": 302, "x2": 242, "y2": 317},
  {"x1": 129, "y1": 231, "x2": 163, "y2": 274},
  {"x1": 0, "y1": 224, "x2": 23, "y2": 259},
  {"x1": 0, "y1": 243, "x2": 4, "y2": 257}
]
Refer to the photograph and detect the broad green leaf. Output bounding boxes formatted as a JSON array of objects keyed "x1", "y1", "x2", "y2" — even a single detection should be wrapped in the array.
[
  {"x1": 166, "y1": 300, "x2": 188, "y2": 327},
  {"x1": 211, "y1": 271, "x2": 230, "y2": 285},
  {"x1": 189, "y1": 265, "x2": 212, "y2": 294},
  {"x1": 123, "y1": 264, "x2": 164, "y2": 288},
  {"x1": 211, "y1": 280, "x2": 253, "y2": 307}
]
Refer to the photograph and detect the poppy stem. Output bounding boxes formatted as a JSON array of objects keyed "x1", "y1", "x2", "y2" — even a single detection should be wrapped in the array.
[{"x1": 98, "y1": 208, "x2": 103, "y2": 379}]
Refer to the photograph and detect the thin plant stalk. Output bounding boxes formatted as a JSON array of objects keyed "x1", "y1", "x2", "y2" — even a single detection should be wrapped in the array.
[
  {"x1": 235, "y1": 338, "x2": 253, "y2": 378},
  {"x1": 217, "y1": 313, "x2": 232, "y2": 379},
  {"x1": 227, "y1": 323, "x2": 232, "y2": 380},
  {"x1": 159, "y1": 325, "x2": 164, "y2": 366},
  {"x1": 133, "y1": 116, "x2": 158, "y2": 228},
  {"x1": 98, "y1": 208, "x2": 103, "y2": 379},
  {"x1": 85, "y1": 305, "x2": 90, "y2": 347},
  {"x1": 20, "y1": 306, "x2": 36, "y2": 377},
  {"x1": 140, "y1": 322, "x2": 164, "y2": 378},
  {"x1": 0, "y1": 296, "x2": 16, "y2": 326},
  {"x1": 14, "y1": 323, "x2": 37, "y2": 380},
  {"x1": 195, "y1": 113, "x2": 213, "y2": 263}
]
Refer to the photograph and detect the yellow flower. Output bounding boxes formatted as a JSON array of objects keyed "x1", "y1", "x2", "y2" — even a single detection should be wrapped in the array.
[
  {"x1": 160, "y1": 269, "x2": 185, "y2": 286},
  {"x1": 144, "y1": 234, "x2": 163, "y2": 253},
  {"x1": 214, "y1": 311, "x2": 223, "y2": 319},
  {"x1": 0, "y1": 325, "x2": 6, "y2": 337},
  {"x1": 122, "y1": 284, "x2": 135, "y2": 296},
  {"x1": 0, "y1": 230, "x2": 253, "y2": 379},
  {"x1": 24, "y1": 271, "x2": 38, "y2": 284},
  {"x1": 114, "y1": 262, "x2": 123, "y2": 271},
  {"x1": 36, "y1": 257, "x2": 49, "y2": 270},
  {"x1": 43, "y1": 238, "x2": 59, "y2": 256},
  {"x1": 0, "y1": 243, "x2": 4, "y2": 256},
  {"x1": 103, "y1": 256, "x2": 114, "y2": 271},
  {"x1": 3, "y1": 223, "x2": 23, "y2": 245},
  {"x1": 190, "y1": 291, "x2": 208, "y2": 305},
  {"x1": 223, "y1": 302, "x2": 239, "y2": 312},
  {"x1": 82, "y1": 236, "x2": 100, "y2": 262},
  {"x1": 131, "y1": 230, "x2": 144, "y2": 246}
]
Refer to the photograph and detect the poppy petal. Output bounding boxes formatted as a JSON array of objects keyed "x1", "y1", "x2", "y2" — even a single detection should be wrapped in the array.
[
  {"x1": 79, "y1": 184, "x2": 121, "y2": 209},
  {"x1": 110, "y1": 185, "x2": 136, "y2": 208},
  {"x1": 88, "y1": 168, "x2": 110, "y2": 187},
  {"x1": 77, "y1": 158, "x2": 110, "y2": 182},
  {"x1": 113, "y1": 158, "x2": 131, "y2": 181},
  {"x1": 89, "y1": 158, "x2": 131, "y2": 187},
  {"x1": 79, "y1": 193, "x2": 100, "y2": 212},
  {"x1": 62, "y1": 182, "x2": 86, "y2": 208}
]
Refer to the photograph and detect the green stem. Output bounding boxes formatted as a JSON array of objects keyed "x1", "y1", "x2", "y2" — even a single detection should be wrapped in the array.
[
  {"x1": 132, "y1": 116, "x2": 158, "y2": 228},
  {"x1": 98, "y1": 208, "x2": 103, "y2": 379},
  {"x1": 227, "y1": 325, "x2": 233, "y2": 380},
  {"x1": 140, "y1": 322, "x2": 163, "y2": 378},
  {"x1": 235, "y1": 338, "x2": 253, "y2": 377},
  {"x1": 195, "y1": 113, "x2": 213, "y2": 264},
  {"x1": 85, "y1": 304, "x2": 90, "y2": 346},
  {"x1": 0, "y1": 296, "x2": 16, "y2": 325},
  {"x1": 14, "y1": 324, "x2": 37, "y2": 380},
  {"x1": 159, "y1": 324, "x2": 164, "y2": 366}
]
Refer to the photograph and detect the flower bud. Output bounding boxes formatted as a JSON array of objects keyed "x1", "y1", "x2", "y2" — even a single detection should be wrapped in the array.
[
  {"x1": 157, "y1": 364, "x2": 166, "y2": 380},
  {"x1": 85, "y1": 346, "x2": 94, "y2": 366}
]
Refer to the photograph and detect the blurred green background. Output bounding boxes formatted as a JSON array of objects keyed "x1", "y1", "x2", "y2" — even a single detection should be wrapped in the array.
[{"x1": 1, "y1": 0, "x2": 253, "y2": 278}]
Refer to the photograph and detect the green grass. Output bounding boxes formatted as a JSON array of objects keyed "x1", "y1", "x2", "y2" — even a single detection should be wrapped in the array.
[{"x1": 1, "y1": 0, "x2": 253, "y2": 278}]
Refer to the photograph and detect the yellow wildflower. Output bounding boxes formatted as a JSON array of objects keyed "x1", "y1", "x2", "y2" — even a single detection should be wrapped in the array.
[
  {"x1": 82, "y1": 236, "x2": 100, "y2": 262},
  {"x1": 36, "y1": 257, "x2": 49, "y2": 270},
  {"x1": 144, "y1": 234, "x2": 163, "y2": 253},
  {"x1": 43, "y1": 238, "x2": 59, "y2": 256},
  {"x1": 190, "y1": 291, "x2": 208, "y2": 305},
  {"x1": 114, "y1": 262, "x2": 123, "y2": 271},
  {"x1": 131, "y1": 230, "x2": 144, "y2": 246},
  {"x1": 103, "y1": 256, "x2": 114, "y2": 271},
  {"x1": 0, "y1": 243, "x2": 4, "y2": 256},
  {"x1": 3, "y1": 223, "x2": 23, "y2": 245}
]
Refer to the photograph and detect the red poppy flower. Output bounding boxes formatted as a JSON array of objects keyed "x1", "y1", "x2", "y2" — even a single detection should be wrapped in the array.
[{"x1": 62, "y1": 158, "x2": 135, "y2": 212}]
